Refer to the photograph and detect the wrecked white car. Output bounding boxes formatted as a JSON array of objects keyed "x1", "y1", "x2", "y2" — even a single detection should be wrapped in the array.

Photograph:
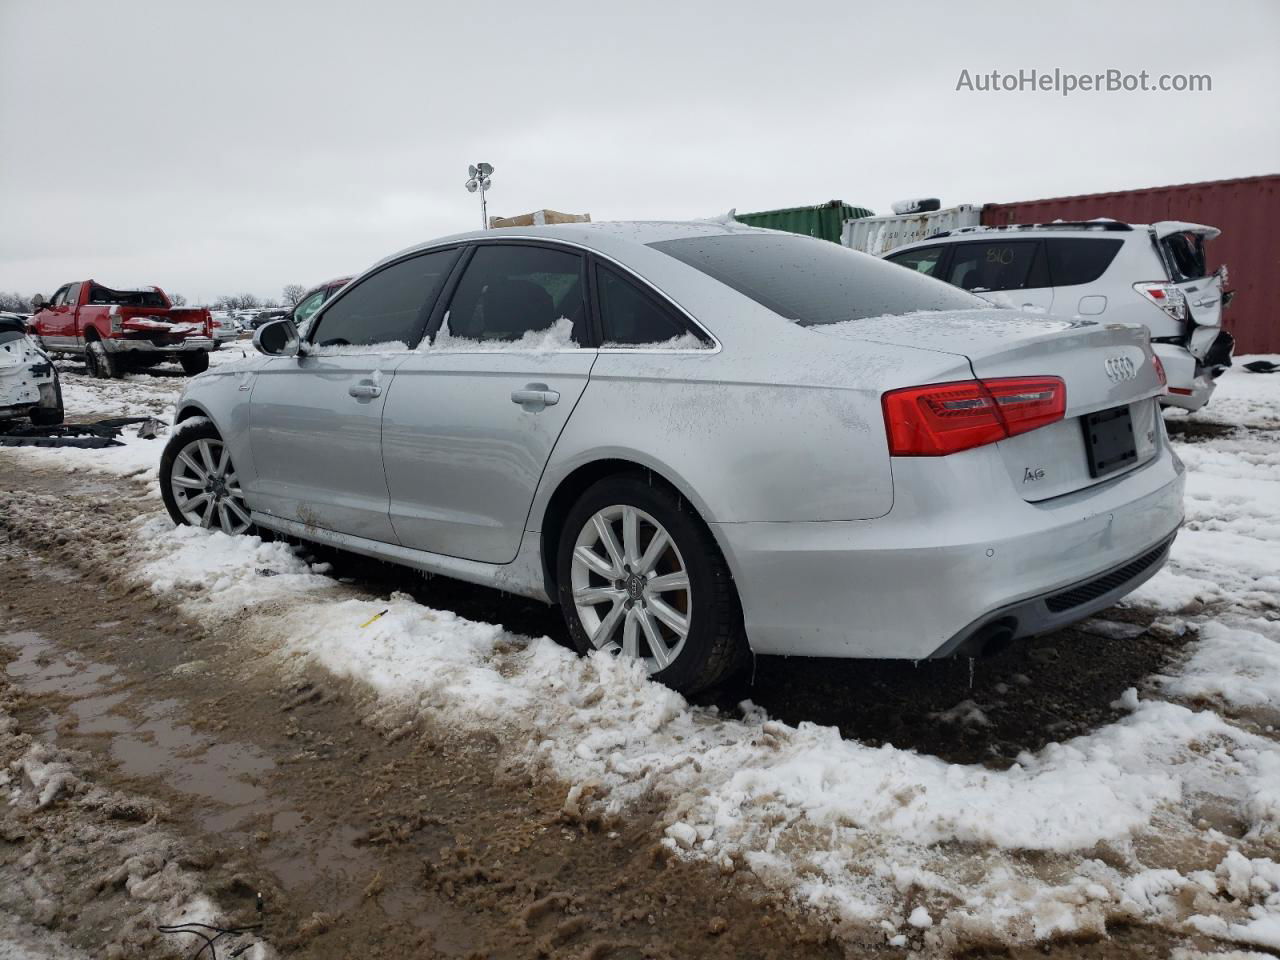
[{"x1": 0, "y1": 312, "x2": 64, "y2": 427}]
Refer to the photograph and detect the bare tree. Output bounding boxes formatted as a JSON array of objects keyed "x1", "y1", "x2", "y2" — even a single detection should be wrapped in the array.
[
  {"x1": 282, "y1": 284, "x2": 306, "y2": 306},
  {"x1": 169, "y1": 292, "x2": 188, "y2": 307},
  {"x1": 0, "y1": 291, "x2": 35, "y2": 313}
]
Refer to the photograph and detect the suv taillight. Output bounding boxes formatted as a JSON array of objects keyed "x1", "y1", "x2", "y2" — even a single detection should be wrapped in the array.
[
  {"x1": 882, "y1": 377, "x2": 1066, "y2": 456},
  {"x1": 1134, "y1": 282, "x2": 1187, "y2": 323},
  {"x1": 1151, "y1": 353, "x2": 1167, "y2": 388}
]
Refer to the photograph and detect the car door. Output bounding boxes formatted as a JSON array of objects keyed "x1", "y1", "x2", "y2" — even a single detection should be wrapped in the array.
[
  {"x1": 36, "y1": 285, "x2": 76, "y2": 348},
  {"x1": 247, "y1": 248, "x2": 460, "y2": 543},
  {"x1": 944, "y1": 240, "x2": 1054, "y2": 312},
  {"x1": 382, "y1": 241, "x2": 596, "y2": 563}
]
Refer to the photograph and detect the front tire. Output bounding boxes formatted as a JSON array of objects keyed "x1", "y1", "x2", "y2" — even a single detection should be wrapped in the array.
[
  {"x1": 556, "y1": 475, "x2": 746, "y2": 695},
  {"x1": 159, "y1": 419, "x2": 253, "y2": 535}
]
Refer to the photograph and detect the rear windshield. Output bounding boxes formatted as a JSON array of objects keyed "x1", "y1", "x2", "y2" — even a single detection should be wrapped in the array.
[
  {"x1": 88, "y1": 283, "x2": 167, "y2": 307},
  {"x1": 1160, "y1": 233, "x2": 1208, "y2": 282},
  {"x1": 649, "y1": 233, "x2": 984, "y2": 325}
]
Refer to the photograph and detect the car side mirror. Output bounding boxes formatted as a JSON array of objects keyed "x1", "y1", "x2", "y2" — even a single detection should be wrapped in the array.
[
  {"x1": 31, "y1": 294, "x2": 45, "y2": 310},
  {"x1": 254, "y1": 318, "x2": 300, "y2": 357}
]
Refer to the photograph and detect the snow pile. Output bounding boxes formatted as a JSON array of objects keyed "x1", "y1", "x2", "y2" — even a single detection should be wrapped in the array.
[{"x1": 430, "y1": 315, "x2": 579, "y2": 352}]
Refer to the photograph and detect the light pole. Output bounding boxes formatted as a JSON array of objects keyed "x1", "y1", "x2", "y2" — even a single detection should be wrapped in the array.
[{"x1": 465, "y1": 163, "x2": 494, "y2": 229}]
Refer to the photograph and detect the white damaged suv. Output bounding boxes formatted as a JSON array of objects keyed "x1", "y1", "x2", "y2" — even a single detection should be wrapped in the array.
[{"x1": 883, "y1": 221, "x2": 1234, "y2": 410}]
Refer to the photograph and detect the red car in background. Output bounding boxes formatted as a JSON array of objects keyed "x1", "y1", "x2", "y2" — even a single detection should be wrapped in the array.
[
  {"x1": 287, "y1": 276, "x2": 352, "y2": 336},
  {"x1": 29, "y1": 280, "x2": 216, "y2": 378}
]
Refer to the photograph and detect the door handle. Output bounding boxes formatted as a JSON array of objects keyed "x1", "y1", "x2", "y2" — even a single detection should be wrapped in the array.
[
  {"x1": 511, "y1": 383, "x2": 560, "y2": 409},
  {"x1": 349, "y1": 381, "x2": 382, "y2": 399}
]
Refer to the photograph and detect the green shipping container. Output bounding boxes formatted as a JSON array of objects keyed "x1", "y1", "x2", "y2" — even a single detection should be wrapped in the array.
[{"x1": 734, "y1": 200, "x2": 874, "y2": 243}]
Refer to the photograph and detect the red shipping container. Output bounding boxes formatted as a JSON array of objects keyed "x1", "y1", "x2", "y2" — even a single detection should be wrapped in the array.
[{"x1": 981, "y1": 174, "x2": 1280, "y2": 354}]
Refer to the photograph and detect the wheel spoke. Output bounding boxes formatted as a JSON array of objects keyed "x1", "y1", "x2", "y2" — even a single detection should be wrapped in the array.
[
  {"x1": 637, "y1": 609, "x2": 671, "y2": 669},
  {"x1": 215, "y1": 444, "x2": 230, "y2": 477},
  {"x1": 646, "y1": 570, "x2": 689, "y2": 594},
  {"x1": 200, "y1": 496, "x2": 217, "y2": 529},
  {"x1": 648, "y1": 597, "x2": 689, "y2": 638},
  {"x1": 573, "y1": 544, "x2": 616, "y2": 580},
  {"x1": 224, "y1": 498, "x2": 252, "y2": 528},
  {"x1": 592, "y1": 514, "x2": 625, "y2": 573},
  {"x1": 171, "y1": 475, "x2": 205, "y2": 490},
  {"x1": 621, "y1": 608, "x2": 640, "y2": 659},
  {"x1": 590, "y1": 599, "x2": 626, "y2": 648},
  {"x1": 216, "y1": 501, "x2": 232, "y2": 532},
  {"x1": 177, "y1": 451, "x2": 206, "y2": 481},
  {"x1": 197, "y1": 439, "x2": 218, "y2": 474},
  {"x1": 622, "y1": 506, "x2": 639, "y2": 567},
  {"x1": 636, "y1": 529, "x2": 669, "y2": 574},
  {"x1": 574, "y1": 584, "x2": 624, "y2": 605},
  {"x1": 183, "y1": 492, "x2": 210, "y2": 516}
]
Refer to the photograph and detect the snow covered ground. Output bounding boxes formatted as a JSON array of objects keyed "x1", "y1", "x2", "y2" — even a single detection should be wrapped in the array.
[{"x1": 4, "y1": 359, "x2": 1280, "y2": 954}]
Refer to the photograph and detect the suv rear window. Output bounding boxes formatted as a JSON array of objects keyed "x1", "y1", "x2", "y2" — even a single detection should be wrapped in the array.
[
  {"x1": 649, "y1": 234, "x2": 983, "y2": 325},
  {"x1": 1160, "y1": 232, "x2": 1208, "y2": 281},
  {"x1": 1045, "y1": 238, "x2": 1123, "y2": 286}
]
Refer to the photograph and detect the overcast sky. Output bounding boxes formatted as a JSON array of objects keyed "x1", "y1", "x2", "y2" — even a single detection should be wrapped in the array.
[{"x1": 2, "y1": 0, "x2": 1277, "y2": 304}]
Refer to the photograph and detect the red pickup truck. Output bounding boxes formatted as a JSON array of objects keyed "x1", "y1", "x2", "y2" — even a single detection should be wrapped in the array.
[{"x1": 29, "y1": 280, "x2": 218, "y2": 379}]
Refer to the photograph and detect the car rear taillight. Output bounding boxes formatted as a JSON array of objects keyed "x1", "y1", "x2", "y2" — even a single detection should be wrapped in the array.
[
  {"x1": 882, "y1": 377, "x2": 1066, "y2": 456},
  {"x1": 1133, "y1": 282, "x2": 1187, "y2": 322},
  {"x1": 1150, "y1": 353, "x2": 1167, "y2": 388}
]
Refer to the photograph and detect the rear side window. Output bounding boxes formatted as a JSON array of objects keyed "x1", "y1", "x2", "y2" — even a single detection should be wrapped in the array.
[
  {"x1": 885, "y1": 246, "x2": 945, "y2": 277},
  {"x1": 596, "y1": 265, "x2": 702, "y2": 345},
  {"x1": 1045, "y1": 238, "x2": 1123, "y2": 286},
  {"x1": 650, "y1": 234, "x2": 983, "y2": 326},
  {"x1": 945, "y1": 241, "x2": 1047, "y2": 292},
  {"x1": 440, "y1": 244, "x2": 588, "y2": 345},
  {"x1": 311, "y1": 248, "x2": 458, "y2": 348}
]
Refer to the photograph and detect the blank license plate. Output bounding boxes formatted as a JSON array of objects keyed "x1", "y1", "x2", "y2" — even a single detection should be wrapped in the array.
[{"x1": 1083, "y1": 406, "x2": 1138, "y2": 478}]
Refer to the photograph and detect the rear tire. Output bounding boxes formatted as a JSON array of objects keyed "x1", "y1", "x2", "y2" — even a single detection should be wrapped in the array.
[
  {"x1": 556, "y1": 475, "x2": 746, "y2": 695},
  {"x1": 85, "y1": 340, "x2": 121, "y2": 379},
  {"x1": 180, "y1": 352, "x2": 210, "y2": 375}
]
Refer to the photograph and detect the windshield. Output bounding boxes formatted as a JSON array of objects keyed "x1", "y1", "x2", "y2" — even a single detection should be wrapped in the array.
[{"x1": 649, "y1": 233, "x2": 985, "y2": 325}]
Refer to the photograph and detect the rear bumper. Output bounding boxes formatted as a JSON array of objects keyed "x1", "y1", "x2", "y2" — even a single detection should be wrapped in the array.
[
  {"x1": 103, "y1": 337, "x2": 217, "y2": 354},
  {"x1": 714, "y1": 441, "x2": 1185, "y2": 660}
]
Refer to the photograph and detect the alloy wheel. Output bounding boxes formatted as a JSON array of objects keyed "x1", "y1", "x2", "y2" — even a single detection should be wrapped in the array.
[
  {"x1": 570, "y1": 504, "x2": 691, "y2": 673},
  {"x1": 169, "y1": 436, "x2": 252, "y2": 534}
]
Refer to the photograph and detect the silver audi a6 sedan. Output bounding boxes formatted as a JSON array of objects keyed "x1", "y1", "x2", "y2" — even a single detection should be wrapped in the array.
[{"x1": 161, "y1": 221, "x2": 1184, "y2": 694}]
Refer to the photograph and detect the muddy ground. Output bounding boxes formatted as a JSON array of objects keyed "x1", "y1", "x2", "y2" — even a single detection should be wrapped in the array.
[{"x1": 0, "y1": 409, "x2": 1216, "y2": 958}]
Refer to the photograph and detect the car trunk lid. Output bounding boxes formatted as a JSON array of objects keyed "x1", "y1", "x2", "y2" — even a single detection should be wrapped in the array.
[{"x1": 814, "y1": 309, "x2": 1166, "y2": 501}]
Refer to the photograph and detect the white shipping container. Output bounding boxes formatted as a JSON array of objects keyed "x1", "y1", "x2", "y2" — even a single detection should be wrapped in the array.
[{"x1": 841, "y1": 205, "x2": 982, "y2": 256}]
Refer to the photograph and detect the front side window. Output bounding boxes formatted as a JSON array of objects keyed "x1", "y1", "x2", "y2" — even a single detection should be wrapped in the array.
[
  {"x1": 49, "y1": 285, "x2": 70, "y2": 307},
  {"x1": 310, "y1": 248, "x2": 459, "y2": 349},
  {"x1": 650, "y1": 233, "x2": 983, "y2": 326},
  {"x1": 596, "y1": 265, "x2": 701, "y2": 345},
  {"x1": 945, "y1": 241, "x2": 1044, "y2": 292},
  {"x1": 885, "y1": 246, "x2": 945, "y2": 277},
  {"x1": 438, "y1": 244, "x2": 587, "y2": 346},
  {"x1": 1045, "y1": 238, "x2": 1123, "y2": 287}
]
